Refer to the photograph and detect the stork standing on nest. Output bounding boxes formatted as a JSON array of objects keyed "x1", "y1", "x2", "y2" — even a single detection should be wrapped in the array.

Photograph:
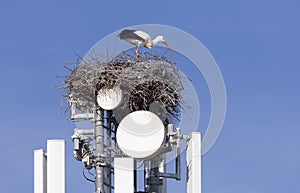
[{"x1": 118, "y1": 29, "x2": 171, "y2": 58}]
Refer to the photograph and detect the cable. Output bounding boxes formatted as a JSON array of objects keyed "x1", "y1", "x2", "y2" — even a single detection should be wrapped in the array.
[
  {"x1": 88, "y1": 169, "x2": 95, "y2": 177},
  {"x1": 82, "y1": 167, "x2": 96, "y2": 183}
]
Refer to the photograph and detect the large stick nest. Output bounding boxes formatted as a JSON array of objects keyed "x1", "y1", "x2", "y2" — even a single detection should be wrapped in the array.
[{"x1": 62, "y1": 51, "x2": 186, "y2": 120}]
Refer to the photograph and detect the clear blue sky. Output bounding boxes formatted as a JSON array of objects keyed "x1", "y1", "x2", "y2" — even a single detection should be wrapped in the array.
[{"x1": 1, "y1": 1, "x2": 299, "y2": 193}]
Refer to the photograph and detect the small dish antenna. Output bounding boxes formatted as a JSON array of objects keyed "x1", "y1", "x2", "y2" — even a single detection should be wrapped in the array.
[{"x1": 97, "y1": 87, "x2": 123, "y2": 110}]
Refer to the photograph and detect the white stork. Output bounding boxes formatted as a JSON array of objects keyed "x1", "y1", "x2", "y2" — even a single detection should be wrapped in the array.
[{"x1": 118, "y1": 29, "x2": 171, "y2": 58}]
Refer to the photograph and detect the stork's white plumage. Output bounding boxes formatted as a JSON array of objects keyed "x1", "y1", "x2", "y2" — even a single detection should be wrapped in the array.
[{"x1": 118, "y1": 29, "x2": 171, "y2": 58}]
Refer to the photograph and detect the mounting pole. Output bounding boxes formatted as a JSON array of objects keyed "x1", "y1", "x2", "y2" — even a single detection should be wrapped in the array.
[
  {"x1": 158, "y1": 154, "x2": 167, "y2": 193},
  {"x1": 94, "y1": 107, "x2": 104, "y2": 193},
  {"x1": 104, "y1": 110, "x2": 113, "y2": 193}
]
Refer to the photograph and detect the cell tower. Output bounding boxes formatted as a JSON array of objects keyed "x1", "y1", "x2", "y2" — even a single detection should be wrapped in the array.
[{"x1": 34, "y1": 50, "x2": 201, "y2": 193}]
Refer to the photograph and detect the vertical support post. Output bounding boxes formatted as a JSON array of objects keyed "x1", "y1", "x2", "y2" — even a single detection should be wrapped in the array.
[
  {"x1": 114, "y1": 157, "x2": 134, "y2": 193},
  {"x1": 186, "y1": 132, "x2": 201, "y2": 193},
  {"x1": 105, "y1": 110, "x2": 112, "y2": 193},
  {"x1": 34, "y1": 149, "x2": 47, "y2": 193},
  {"x1": 176, "y1": 142, "x2": 181, "y2": 181},
  {"x1": 94, "y1": 108, "x2": 104, "y2": 193},
  {"x1": 148, "y1": 158, "x2": 161, "y2": 193},
  {"x1": 158, "y1": 154, "x2": 167, "y2": 193},
  {"x1": 47, "y1": 140, "x2": 66, "y2": 193},
  {"x1": 144, "y1": 160, "x2": 150, "y2": 192}
]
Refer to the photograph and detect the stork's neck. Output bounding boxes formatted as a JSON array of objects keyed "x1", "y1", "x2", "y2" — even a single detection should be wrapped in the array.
[{"x1": 152, "y1": 36, "x2": 161, "y2": 46}]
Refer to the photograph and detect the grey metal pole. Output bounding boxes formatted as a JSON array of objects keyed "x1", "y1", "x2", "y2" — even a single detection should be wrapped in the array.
[
  {"x1": 105, "y1": 110, "x2": 112, "y2": 193},
  {"x1": 144, "y1": 160, "x2": 150, "y2": 192},
  {"x1": 175, "y1": 144, "x2": 181, "y2": 181},
  {"x1": 94, "y1": 107, "x2": 104, "y2": 193},
  {"x1": 158, "y1": 154, "x2": 167, "y2": 193},
  {"x1": 148, "y1": 158, "x2": 161, "y2": 193}
]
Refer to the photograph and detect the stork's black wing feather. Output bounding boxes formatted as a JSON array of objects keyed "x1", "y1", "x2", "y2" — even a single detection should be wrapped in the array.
[{"x1": 118, "y1": 29, "x2": 146, "y2": 42}]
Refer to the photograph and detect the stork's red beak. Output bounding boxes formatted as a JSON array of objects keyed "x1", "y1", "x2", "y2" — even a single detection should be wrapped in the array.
[{"x1": 163, "y1": 41, "x2": 171, "y2": 49}]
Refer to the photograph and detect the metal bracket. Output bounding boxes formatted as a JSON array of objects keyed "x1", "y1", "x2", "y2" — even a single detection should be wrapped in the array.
[{"x1": 146, "y1": 177, "x2": 163, "y2": 186}]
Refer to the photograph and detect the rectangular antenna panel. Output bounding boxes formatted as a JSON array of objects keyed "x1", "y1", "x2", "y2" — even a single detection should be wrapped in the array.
[
  {"x1": 34, "y1": 149, "x2": 47, "y2": 193},
  {"x1": 186, "y1": 132, "x2": 201, "y2": 193},
  {"x1": 47, "y1": 140, "x2": 66, "y2": 193},
  {"x1": 114, "y1": 157, "x2": 134, "y2": 193}
]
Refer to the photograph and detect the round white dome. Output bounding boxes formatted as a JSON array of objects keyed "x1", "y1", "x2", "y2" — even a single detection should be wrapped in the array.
[
  {"x1": 116, "y1": 111, "x2": 165, "y2": 159},
  {"x1": 97, "y1": 87, "x2": 123, "y2": 110}
]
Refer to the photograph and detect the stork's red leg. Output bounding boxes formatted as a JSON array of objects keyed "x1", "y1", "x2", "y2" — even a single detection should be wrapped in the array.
[{"x1": 135, "y1": 46, "x2": 139, "y2": 59}]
